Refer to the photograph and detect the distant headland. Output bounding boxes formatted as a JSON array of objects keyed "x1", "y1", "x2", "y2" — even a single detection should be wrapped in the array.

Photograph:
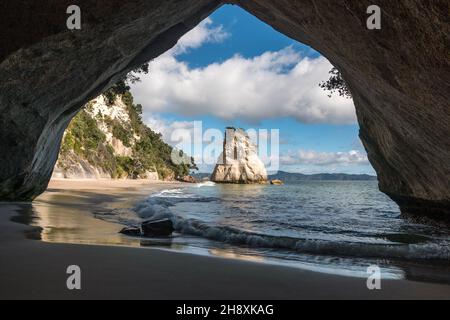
[{"x1": 194, "y1": 171, "x2": 377, "y2": 182}]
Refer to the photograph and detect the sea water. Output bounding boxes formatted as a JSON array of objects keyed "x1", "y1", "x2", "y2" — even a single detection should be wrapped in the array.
[{"x1": 98, "y1": 181, "x2": 450, "y2": 282}]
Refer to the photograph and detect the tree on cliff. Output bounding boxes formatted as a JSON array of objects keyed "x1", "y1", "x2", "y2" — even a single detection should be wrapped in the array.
[
  {"x1": 104, "y1": 63, "x2": 150, "y2": 105},
  {"x1": 320, "y1": 67, "x2": 352, "y2": 99}
]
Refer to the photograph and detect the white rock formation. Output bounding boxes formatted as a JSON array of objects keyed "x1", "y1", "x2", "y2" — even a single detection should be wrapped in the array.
[
  {"x1": 211, "y1": 128, "x2": 268, "y2": 184},
  {"x1": 86, "y1": 95, "x2": 134, "y2": 157}
]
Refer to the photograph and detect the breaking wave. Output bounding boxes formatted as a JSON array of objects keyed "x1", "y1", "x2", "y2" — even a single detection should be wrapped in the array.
[
  {"x1": 173, "y1": 220, "x2": 450, "y2": 261},
  {"x1": 121, "y1": 188, "x2": 450, "y2": 262},
  {"x1": 196, "y1": 181, "x2": 216, "y2": 188}
]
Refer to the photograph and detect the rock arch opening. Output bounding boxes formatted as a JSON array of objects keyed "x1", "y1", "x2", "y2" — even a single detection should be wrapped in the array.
[
  {"x1": 0, "y1": 1, "x2": 448, "y2": 224},
  {"x1": 54, "y1": 4, "x2": 369, "y2": 186}
]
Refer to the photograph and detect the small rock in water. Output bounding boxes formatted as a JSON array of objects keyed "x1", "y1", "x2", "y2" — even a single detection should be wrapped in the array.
[
  {"x1": 119, "y1": 226, "x2": 142, "y2": 237},
  {"x1": 141, "y1": 218, "x2": 174, "y2": 237},
  {"x1": 270, "y1": 179, "x2": 284, "y2": 185},
  {"x1": 179, "y1": 175, "x2": 197, "y2": 183}
]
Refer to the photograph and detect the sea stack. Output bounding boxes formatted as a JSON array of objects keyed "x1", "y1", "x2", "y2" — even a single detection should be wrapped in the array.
[{"x1": 211, "y1": 128, "x2": 268, "y2": 184}]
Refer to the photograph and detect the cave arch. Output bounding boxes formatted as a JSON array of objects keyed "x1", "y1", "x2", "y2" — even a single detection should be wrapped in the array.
[{"x1": 0, "y1": 1, "x2": 448, "y2": 223}]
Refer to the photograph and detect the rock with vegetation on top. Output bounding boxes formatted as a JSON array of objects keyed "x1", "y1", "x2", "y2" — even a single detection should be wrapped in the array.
[
  {"x1": 211, "y1": 128, "x2": 268, "y2": 184},
  {"x1": 55, "y1": 90, "x2": 196, "y2": 181}
]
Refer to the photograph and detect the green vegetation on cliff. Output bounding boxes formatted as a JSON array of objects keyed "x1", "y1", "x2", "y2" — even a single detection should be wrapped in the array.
[{"x1": 58, "y1": 88, "x2": 197, "y2": 180}]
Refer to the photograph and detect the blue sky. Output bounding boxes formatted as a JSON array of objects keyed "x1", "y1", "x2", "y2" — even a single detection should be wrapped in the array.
[
  {"x1": 130, "y1": 5, "x2": 375, "y2": 175},
  {"x1": 177, "y1": 6, "x2": 320, "y2": 66}
]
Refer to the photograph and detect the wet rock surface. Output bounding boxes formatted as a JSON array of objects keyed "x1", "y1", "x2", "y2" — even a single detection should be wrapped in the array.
[
  {"x1": 141, "y1": 219, "x2": 174, "y2": 237},
  {"x1": 120, "y1": 218, "x2": 175, "y2": 237},
  {"x1": 119, "y1": 226, "x2": 142, "y2": 237}
]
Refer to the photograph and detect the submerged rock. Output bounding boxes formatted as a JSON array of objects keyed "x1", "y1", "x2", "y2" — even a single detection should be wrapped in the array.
[
  {"x1": 119, "y1": 226, "x2": 142, "y2": 237},
  {"x1": 211, "y1": 128, "x2": 268, "y2": 184},
  {"x1": 141, "y1": 218, "x2": 174, "y2": 237}
]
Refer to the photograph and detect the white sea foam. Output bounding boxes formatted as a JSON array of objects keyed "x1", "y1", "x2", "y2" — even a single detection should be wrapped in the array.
[
  {"x1": 171, "y1": 217, "x2": 450, "y2": 261},
  {"x1": 196, "y1": 181, "x2": 216, "y2": 188},
  {"x1": 124, "y1": 189, "x2": 450, "y2": 262}
]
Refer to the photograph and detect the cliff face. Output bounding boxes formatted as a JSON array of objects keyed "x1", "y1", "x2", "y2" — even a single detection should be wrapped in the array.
[
  {"x1": 0, "y1": 1, "x2": 449, "y2": 223},
  {"x1": 54, "y1": 91, "x2": 193, "y2": 181},
  {"x1": 54, "y1": 94, "x2": 157, "y2": 180},
  {"x1": 211, "y1": 128, "x2": 268, "y2": 184}
]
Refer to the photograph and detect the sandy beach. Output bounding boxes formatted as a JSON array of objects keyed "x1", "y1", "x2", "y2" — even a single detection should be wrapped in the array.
[{"x1": 0, "y1": 179, "x2": 450, "y2": 300}]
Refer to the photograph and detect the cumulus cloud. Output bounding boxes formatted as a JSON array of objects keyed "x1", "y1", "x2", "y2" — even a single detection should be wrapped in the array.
[
  {"x1": 281, "y1": 150, "x2": 369, "y2": 166},
  {"x1": 170, "y1": 17, "x2": 230, "y2": 55},
  {"x1": 132, "y1": 48, "x2": 356, "y2": 124},
  {"x1": 144, "y1": 116, "x2": 195, "y2": 144},
  {"x1": 131, "y1": 16, "x2": 356, "y2": 125}
]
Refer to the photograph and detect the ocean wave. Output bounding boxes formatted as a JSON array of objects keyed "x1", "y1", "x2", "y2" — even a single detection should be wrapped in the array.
[
  {"x1": 172, "y1": 218, "x2": 450, "y2": 261},
  {"x1": 196, "y1": 181, "x2": 216, "y2": 188},
  {"x1": 133, "y1": 190, "x2": 218, "y2": 221},
  {"x1": 120, "y1": 190, "x2": 450, "y2": 262}
]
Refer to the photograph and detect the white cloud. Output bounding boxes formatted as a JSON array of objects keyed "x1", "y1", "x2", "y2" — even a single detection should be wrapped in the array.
[
  {"x1": 129, "y1": 17, "x2": 365, "y2": 173},
  {"x1": 170, "y1": 17, "x2": 230, "y2": 55},
  {"x1": 144, "y1": 116, "x2": 195, "y2": 144},
  {"x1": 131, "y1": 18, "x2": 356, "y2": 124},
  {"x1": 281, "y1": 149, "x2": 369, "y2": 166}
]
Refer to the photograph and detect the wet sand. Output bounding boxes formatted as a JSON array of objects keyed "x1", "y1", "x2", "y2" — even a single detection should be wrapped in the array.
[{"x1": 0, "y1": 179, "x2": 450, "y2": 299}]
